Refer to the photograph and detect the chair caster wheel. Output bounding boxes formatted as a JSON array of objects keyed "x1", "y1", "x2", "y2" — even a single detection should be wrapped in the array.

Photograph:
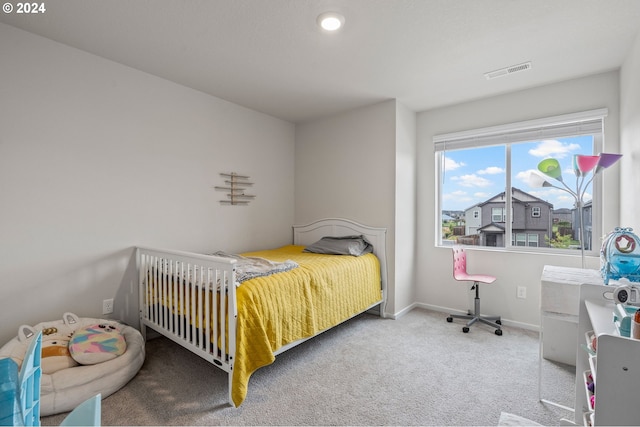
[
  {"x1": 495, "y1": 329, "x2": 503, "y2": 336},
  {"x1": 462, "y1": 327, "x2": 469, "y2": 333},
  {"x1": 496, "y1": 320, "x2": 502, "y2": 325},
  {"x1": 446, "y1": 317, "x2": 453, "y2": 323}
]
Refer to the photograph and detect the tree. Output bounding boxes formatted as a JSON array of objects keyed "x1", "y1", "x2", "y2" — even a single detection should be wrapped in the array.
[{"x1": 546, "y1": 231, "x2": 574, "y2": 249}]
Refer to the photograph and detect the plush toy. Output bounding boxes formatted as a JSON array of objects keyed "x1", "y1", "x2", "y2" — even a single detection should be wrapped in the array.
[
  {"x1": 69, "y1": 322, "x2": 127, "y2": 365},
  {"x1": 601, "y1": 227, "x2": 640, "y2": 284},
  {"x1": 17, "y1": 312, "x2": 80, "y2": 375}
]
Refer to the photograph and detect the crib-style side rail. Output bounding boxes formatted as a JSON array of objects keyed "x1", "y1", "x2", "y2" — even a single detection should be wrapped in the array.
[{"x1": 136, "y1": 247, "x2": 237, "y2": 403}]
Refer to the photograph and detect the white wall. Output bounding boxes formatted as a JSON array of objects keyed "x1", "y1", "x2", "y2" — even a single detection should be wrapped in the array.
[
  {"x1": 416, "y1": 71, "x2": 621, "y2": 329},
  {"x1": 620, "y1": 28, "x2": 640, "y2": 231},
  {"x1": 0, "y1": 24, "x2": 295, "y2": 345},
  {"x1": 394, "y1": 103, "x2": 417, "y2": 315},
  {"x1": 294, "y1": 100, "x2": 398, "y2": 315}
]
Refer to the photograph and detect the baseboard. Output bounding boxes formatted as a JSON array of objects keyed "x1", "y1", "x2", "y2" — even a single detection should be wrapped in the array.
[
  {"x1": 387, "y1": 302, "x2": 418, "y2": 320},
  {"x1": 410, "y1": 302, "x2": 540, "y2": 332}
]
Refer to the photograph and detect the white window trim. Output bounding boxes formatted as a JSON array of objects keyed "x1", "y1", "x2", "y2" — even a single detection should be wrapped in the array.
[
  {"x1": 434, "y1": 108, "x2": 607, "y2": 255},
  {"x1": 434, "y1": 108, "x2": 607, "y2": 150}
]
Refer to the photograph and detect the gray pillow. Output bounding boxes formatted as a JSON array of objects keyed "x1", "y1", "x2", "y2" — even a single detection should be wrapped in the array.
[{"x1": 303, "y1": 235, "x2": 373, "y2": 256}]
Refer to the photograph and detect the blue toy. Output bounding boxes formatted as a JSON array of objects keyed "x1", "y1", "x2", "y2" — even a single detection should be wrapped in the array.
[
  {"x1": 601, "y1": 227, "x2": 640, "y2": 285},
  {"x1": 0, "y1": 358, "x2": 19, "y2": 426}
]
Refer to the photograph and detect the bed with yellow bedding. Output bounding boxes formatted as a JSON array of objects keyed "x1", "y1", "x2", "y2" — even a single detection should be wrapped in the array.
[{"x1": 137, "y1": 218, "x2": 387, "y2": 407}]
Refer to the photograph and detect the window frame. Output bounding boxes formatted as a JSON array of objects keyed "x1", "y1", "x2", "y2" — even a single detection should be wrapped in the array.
[
  {"x1": 434, "y1": 108, "x2": 607, "y2": 256},
  {"x1": 531, "y1": 207, "x2": 541, "y2": 218}
]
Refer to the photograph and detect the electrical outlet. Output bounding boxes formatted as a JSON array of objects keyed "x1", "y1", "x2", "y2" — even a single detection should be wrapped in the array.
[
  {"x1": 516, "y1": 286, "x2": 527, "y2": 299},
  {"x1": 102, "y1": 298, "x2": 114, "y2": 314}
]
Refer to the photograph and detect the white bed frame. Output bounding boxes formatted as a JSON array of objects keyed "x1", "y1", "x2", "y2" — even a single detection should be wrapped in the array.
[{"x1": 137, "y1": 218, "x2": 387, "y2": 407}]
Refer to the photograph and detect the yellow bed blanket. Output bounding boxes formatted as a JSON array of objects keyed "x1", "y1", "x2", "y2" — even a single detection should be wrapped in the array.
[{"x1": 231, "y1": 245, "x2": 382, "y2": 406}]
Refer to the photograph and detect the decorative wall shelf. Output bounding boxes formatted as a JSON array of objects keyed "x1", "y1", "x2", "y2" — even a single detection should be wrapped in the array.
[{"x1": 214, "y1": 172, "x2": 255, "y2": 205}]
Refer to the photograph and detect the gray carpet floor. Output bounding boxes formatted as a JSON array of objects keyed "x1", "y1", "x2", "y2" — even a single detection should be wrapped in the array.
[{"x1": 42, "y1": 308, "x2": 575, "y2": 426}]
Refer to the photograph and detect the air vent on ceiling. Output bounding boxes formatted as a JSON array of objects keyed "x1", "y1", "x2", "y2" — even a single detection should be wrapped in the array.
[{"x1": 484, "y1": 61, "x2": 532, "y2": 80}]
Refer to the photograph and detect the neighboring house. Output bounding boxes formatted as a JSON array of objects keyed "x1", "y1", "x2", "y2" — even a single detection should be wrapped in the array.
[
  {"x1": 464, "y1": 205, "x2": 482, "y2": 236},
  {"x1": 463, "y1": 188, "x2": 554, "y2": 247},
  {"x1": 550, "y1": 205, "x2": 594, "y2": 249},
  {"x1": 552, "y1": 208, "x2": 573, "y2": 225},
  {"x1": 573, "y1": 200, "x2": 593, "y2": 250}
]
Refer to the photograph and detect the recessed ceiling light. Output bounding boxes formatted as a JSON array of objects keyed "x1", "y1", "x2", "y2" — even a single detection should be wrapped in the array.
[{"x1": 317, "y1": 12, "x2": 345, "y2": 32}]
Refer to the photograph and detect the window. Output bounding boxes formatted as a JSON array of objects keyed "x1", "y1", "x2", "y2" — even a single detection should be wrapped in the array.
[
  {"x1": 512, "y1": 233, "x2": 540, "y2": 247},
  {"x1": 435, "y1": 109, "x2": 606, "y2": 254}
]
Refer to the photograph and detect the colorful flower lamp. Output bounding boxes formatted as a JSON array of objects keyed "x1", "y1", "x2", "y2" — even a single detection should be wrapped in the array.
[{"x1": 530, "y1": 153, "x2": 622, "y2": 268}]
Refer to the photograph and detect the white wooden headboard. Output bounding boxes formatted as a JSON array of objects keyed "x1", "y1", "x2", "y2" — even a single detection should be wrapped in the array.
[{"x1": 293, "y1": 218, "x2": 388, "y2": 313}]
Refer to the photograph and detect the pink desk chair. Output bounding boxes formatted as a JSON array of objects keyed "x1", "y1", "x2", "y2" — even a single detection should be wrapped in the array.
[{"x1": 446, "y1": 246, "x2": 502, "y2": 335}]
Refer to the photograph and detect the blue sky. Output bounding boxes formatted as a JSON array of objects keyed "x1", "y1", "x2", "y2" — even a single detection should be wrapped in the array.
[{"x1": 441, "y1": 135, "x2": 594, "y2": 212}]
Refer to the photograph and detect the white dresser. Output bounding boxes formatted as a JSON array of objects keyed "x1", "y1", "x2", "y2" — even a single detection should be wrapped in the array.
[
  {"x1": 573, "y1": 283, "x2": 640, "y2": 425},
  {"x1": 540, "y1": 265, "x2": 617, "y2": 365}
]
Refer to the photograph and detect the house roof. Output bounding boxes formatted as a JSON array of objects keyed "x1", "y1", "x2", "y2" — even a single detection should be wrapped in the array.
[
  {"x1": 478, "y1": 222, "x2": 505, "y2": 232},
  {"x1": 2, "y1": 0, "x2": 640, "y2": 123},
  {"x1": 464, "y1": 187, "x2": 553, "y2": 212}
]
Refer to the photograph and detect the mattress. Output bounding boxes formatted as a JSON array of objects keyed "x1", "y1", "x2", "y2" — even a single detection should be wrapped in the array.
[{"x1": 233, "y1": 245, "x2": 382, "y2": 405}]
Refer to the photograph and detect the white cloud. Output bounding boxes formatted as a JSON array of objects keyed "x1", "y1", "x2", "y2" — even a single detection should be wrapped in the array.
[
  {"x1": 442, "y1": 190, "x2": 474, "y2": 204},
  {"x1": 451, "y1": 174, "x2": 492, "y2": 188},
  {"x1": 528, "y1": 139, "x2": 581, "y2": 158},
  {"x1": 515, "y1": 169, "x2": 537, "y2": 184},
  {"x1": 444, "y1": 156, "x2": 465, "y2": 172},
  {"x1": 556, "y1": 194, "x2": 576, "y2": 205},
  {"x1": 443, "y1": 190, "x2": 468, "y2": 199},
  {"x1": 473, "y1": 192, "x2": 491, "y2": 198},
  {"x1": 477, "y1": 166, "x2": 504, "y2": 175}
]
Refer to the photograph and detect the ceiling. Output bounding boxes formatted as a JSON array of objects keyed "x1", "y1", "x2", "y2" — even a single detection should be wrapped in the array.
[{"x1": 2, "y1": 0, "x2": 640, "y2": 123}]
